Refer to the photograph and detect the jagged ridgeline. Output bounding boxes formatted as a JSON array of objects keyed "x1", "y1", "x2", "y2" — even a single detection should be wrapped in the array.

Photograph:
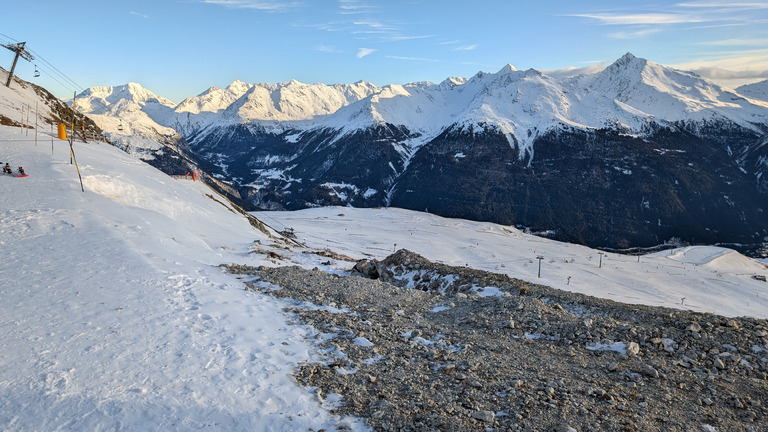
[{"x1": 72, "y1": 54, "x2": 768, "y2": 256}]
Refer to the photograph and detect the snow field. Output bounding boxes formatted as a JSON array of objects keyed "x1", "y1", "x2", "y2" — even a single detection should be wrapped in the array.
[
  {"x1": 258, "y1": 207, "x2": 768, "y2": 319},
  {"x1": 0, "y1": 127, "x2": 367, "y2": 431}
]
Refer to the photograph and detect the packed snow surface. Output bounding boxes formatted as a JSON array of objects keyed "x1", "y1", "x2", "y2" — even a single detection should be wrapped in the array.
[{"x1": 0, "y1": 126, "x2": 367, "y2": 431}]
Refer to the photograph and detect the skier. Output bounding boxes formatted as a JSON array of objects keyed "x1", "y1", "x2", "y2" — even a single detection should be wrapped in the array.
[
  {"x1": 3, "y1": 163, "x2": 11, "y2": 174},
  {"x1": 17, "y1": 166, "x2": 25, "y2": 175}
]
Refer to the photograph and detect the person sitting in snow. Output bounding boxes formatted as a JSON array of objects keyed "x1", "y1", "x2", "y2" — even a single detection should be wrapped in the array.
[
  {"x1": 3, "y1": 163, "x2": 11, "y2": 174},
  {"x1": 17, "y1": 166, "x2": 25, "y2": 175}
]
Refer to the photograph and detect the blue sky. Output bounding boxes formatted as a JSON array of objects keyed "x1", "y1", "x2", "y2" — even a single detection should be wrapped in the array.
[{"x1": 2, "y1": 0, "x2": 768, "y2": 103}]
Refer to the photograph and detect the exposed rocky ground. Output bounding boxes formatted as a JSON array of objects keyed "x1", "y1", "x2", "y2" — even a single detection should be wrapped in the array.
[{"x1": 227, "y1": 250, "x2": 768, "y2": 431}]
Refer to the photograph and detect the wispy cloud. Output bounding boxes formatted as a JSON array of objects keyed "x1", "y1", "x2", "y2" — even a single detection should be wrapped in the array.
[
  {"x1": 697, "y1": 37, "x2": 768, "y2": 46},
  {"x1": 542, "y1": 64, "x2": 608, "y2": 80},
  {"x1": 300, "y1": 21, "x2": 349, "y2": 32},
  {"x1": 608, "y1": 28, "x2": 663, "y2": 39},
  {"x1": 315, "y1": 45, "x2": 342, "y2": 53},
  {"x1": 357, "y1": 47, "x2": 376, "y2": 58},
  {"x1": 129, "y1": 11, "x2": 150, "y2": 19},
  {"x1": 689, "y1": 66, "x2": 768, "y2": 80},
  {"x1": 572, "y1": 12, "x2": 705, "y2": 25},
  {"x1": 569, "y1": 2, "x2": 768, "y2": 42},
  {"x1": 386, "y1": 55, "x2": 440, "y2": 63},
  {"x1": 572, "y1": 2, "x2": 768, "y2": 28},
  {"x1": 676, "y1": 1, "x2": 768, "y2": 11},
  {"x1": 675, "y1": 48, "x2": 768, "y2": 69},
  {"x1": 338, "y1": 0, "x2": 377, "y2": 15},
  {"x1": 201, "y1": 0, "x2": 303, "y2": 12},
  {"x1": 673, "y1": 48, "x2": 768, "y2": 86},
  {"x1": 351, "y1": 20, "x2": 398, "y2": 35},
  {"x1": 302, "y1": 0, "x2": 464, "y2": 61},
  {"x1": 381, "y1": 34, "x2": 433, "y2": 42},
  {"x1": 307, "y1": 1, "x2": 434, "y2": 44}
]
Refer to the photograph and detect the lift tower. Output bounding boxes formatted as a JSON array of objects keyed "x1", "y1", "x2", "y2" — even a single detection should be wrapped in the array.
[{"x1": 2, "y1": 42, "x2": 34, "y2": 88}]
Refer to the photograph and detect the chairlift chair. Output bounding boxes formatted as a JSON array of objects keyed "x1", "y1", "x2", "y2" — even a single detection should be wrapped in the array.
[
  {"x1": 34, "y1": 65, "x2": 40, "y2": 77},
  {"x1": 118, "y1": 121, "x2": 124, "y2": 131}
]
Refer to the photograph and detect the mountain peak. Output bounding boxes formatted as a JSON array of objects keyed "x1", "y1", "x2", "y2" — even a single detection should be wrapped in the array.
[
  {"x1": 621, "y1": 52, "x2": 636, "y2": 61},
  {"x1": 439, "y1": 76, "x2": 468, "y2": 89},
  {"x1": 225, "y1": 79, "x2": 252, "y2": 94},
  {"x1": 75, "y1": 83, "x2": 175, "y2": 116},
  {"x1": 498, "y1": 64, "x2": 518, "y2": 74},
  {"x1": 126, "y1": 81, "x2": 146, "y2": 90},
  {"x1": 608, "y1": 52, "x2": 647, "y2": 71}
]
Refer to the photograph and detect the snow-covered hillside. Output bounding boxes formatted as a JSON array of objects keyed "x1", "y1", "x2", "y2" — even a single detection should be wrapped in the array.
[
  {"x1": 738, "y1": 79, "x2": 768, "y2": 103},
  {"x1": 0, "y1": 74, "x2": 57, "y2": 125},
  {"x1": 2, "y1": 75, "x2": 768, "y2": 429}
]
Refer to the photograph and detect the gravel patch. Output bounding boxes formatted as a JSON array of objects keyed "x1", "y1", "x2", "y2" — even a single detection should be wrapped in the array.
[{"x1": 227, "y1": 249, "x2": 768, "y2": 431}]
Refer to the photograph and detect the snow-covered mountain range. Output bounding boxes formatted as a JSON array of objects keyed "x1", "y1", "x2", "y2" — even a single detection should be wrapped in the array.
[
  {"x1": 75, "y1": 53, "x2": 768, "y2": 152},
  {"x1": 72, "y1": 53, "x2": 768, "y2": 254}
]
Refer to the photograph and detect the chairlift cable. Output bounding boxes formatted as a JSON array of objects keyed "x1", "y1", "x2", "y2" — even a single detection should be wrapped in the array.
[
  {"x1": 0, "y1": 32, "x2": 20, "y2": 43},
  {"x1": 0, "y1": 33, "x2": 83, "y2": 94},
  {"x1": 27, "y1": 48, "x2": 83, "y2": 91},
  {"x1": 32, "y1": 64, "x2": 79, "y2": 94}
]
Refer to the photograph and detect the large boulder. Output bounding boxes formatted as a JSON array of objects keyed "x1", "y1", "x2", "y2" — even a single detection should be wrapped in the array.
[{"x1": 351, "y1": 259, "x2": 379, "y2": 279}]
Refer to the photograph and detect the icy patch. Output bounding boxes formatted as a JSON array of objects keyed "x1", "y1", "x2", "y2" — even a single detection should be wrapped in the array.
[
  {"x1": 401, "y1": 331, "x2": 444, "y2": 346},
  {"x1": 283, "y1": 297, "x2": 353, "y2": 315},
  {"x1": 362, "y1": 355, "x2": 385, "y2": 365},
  {"x1": 253, "y1": 170, "x2": 282, "y2": 182},
  {"x1": 389, "y1": 266, "x2": 460, "y2": 294},
  {"x1": 522, "y1": 332, "x2": 556, "y2": 341},
  {"x1": 321, "y1": 182, "x2": 360, "y2": 201},
  {"x1": 284, "y1": 133, "x2": 302, "y2": 143},
  {"x1": 471, "y1": 285, "x2": 504, "y2": 297},
  {"x1": 352, "y1": 336, "x2": 374, "y2": 347},
  {"x1": 431, "y1": 305, "x2": 452, "y2": 313},
  {"x1": 661, "y1": 338, "x2": 677, "y2": 351},
  {"x1": 248, "y1": 280, "x2": 283, "y2": 292},
  {"x1": 586, "y1": 341, "x2": 628, "y2": 355},
  {"x1": 363, "y1": 188, "x2": 377, "y2": 198}
]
